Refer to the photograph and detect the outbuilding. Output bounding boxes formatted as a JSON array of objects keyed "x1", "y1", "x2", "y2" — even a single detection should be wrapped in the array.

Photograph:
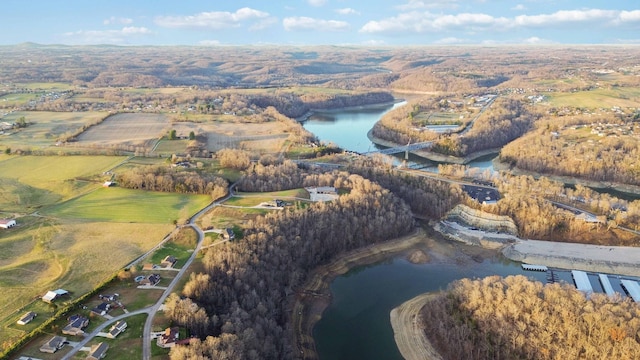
[{"x1": 0, "y1": 219, "x2": 16, "y2": 229}]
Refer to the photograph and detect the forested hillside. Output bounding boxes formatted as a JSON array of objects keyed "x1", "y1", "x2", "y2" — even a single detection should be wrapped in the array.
[
  {"x1": 167, "y1": 173, "x2": 414, "y2": 359},
  {"x1": 421, "y1": 275, "x2": 640, "y2": 360}
]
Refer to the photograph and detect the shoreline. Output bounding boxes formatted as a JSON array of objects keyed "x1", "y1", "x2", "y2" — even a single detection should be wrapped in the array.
[
  {"x1": 390, "y1": 293, "x2": 443, "y2": 360},
  {"x1": 290, "y1": 229, "x2": 425, "y2": 359}
]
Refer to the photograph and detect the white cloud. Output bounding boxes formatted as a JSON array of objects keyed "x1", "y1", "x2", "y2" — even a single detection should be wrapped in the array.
[
  {"x1": 514, "y1": 9, "x2": 618, "y2": 27},
  {"x1": 396, "y1": 0, "x2": 459, "y2": 11},
  {"x1": 434, "y1": 36, "x2": 467, "y2": 44},
  {"x1": 618, "y1": 10, "x2": 640, "y2": 23},
  {"x1": 523, "y1": 36, "x2": 556, "y2": 44},
  {"x1": 360, "y1": 11, "x2": 509, "y2": 34},
  {"x1": 511, "y1": 4, "x2": 526, "y2": 11},
  {"x1": 335, "y1": 8, "x2": 360, "y2": 15},
  {"x1": 155, "y1": 8, "x2": 270, "y2": 29},
  {"x1": 308, "y1": 0, "x2": 327, "y2": 7},
  {"x1": 283, "y1": 17, "x2": 350, "y2": 32},
  {"x1": 103, "y1": 17, "x2": 133, "y2": 25},
  {"x1": 362, "y1": 39, "x2": 387, "y2": 46},
  {"x1": 199, "y1": 40, "x2": 221, "y2": 45},
  {"x1": 361, "y1": 8, "x2": 640, "y2": 35},
  {"x1": 62, "y1": 27, "x2": 152, "y2": 44}
]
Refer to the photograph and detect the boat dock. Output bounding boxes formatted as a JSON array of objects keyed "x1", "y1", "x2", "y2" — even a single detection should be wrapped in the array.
[
  {"x1": 620, "y1": 280, "x2": 640, "y2": 302},
  {"x1": 598, "y1": 274, "x2": 616, "y2": 297},
  {"x1": 571, "y1": 270, "x2": 593, "y2": 295},
  {"x1": 521, "y1": 264, "x2": 548, "y2": 272}
]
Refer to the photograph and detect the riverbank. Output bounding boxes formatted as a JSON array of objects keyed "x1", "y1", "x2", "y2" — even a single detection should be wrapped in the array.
[
  {"x1": 390, "y1": 293, "x2": 443, "y2": 360},
  {"x1": 494, "y1": 158, "x2": 640, "y2": 199},
  {"x1": 296, "y1": 99, "x2": 404, "y2": 122},
  {"x1": 366, "y1": 129, "x2": 499, "y2": 164},
  {"x1": 291, "y1": 229, "x2": 425, "y2": 359}
]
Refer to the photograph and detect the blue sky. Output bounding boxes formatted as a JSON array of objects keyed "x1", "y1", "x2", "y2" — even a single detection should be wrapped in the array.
[{"x1": 1, "y1": 0, "x2": 639, "y2": 46}]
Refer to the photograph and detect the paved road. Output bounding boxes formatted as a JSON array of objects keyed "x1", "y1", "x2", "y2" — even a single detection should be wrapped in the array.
[{"x1": 61, "y1": 184, "x2": 236, "y2": 360}]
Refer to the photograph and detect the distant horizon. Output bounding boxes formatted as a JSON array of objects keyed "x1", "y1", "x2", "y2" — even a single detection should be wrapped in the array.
[{"x1": 1, "y1": 1, "x2": 638, "y2": 46}]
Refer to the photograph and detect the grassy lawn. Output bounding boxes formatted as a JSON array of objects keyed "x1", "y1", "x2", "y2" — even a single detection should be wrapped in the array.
[
  {"x1": 149, "y1": 241, "x2": 194, "y2": 269},
  {"x1": 152, "y1": 139, "x2": 189, "y2": 155},
  {"x1": 0, "y1": 92, "x2": 41, "y2": 107},
  {"x1": 91, "y1": 313, "x2": 147, "y2": 360},
  {"x1": 44, "y1": 187, "x2": 211, "y2": 223}
]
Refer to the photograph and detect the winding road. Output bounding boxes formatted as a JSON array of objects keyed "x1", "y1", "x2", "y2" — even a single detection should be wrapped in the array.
[{"x1": 61, "y1": 185, "x2": 235, "y2": 360}]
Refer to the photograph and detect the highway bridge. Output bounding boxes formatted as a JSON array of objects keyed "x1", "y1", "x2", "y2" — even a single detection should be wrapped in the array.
[{"x1": 364, "y1": 141, "x2": 434, "y2": 155}]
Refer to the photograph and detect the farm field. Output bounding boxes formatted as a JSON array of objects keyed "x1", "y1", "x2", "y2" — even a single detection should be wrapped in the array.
[
  {"x1": 44, "y1": 187, "x2": 212, "y2": 223},
  {"x1": 0, "y1": 218, "x2": 171, "y2": 350},
  {"x1": 0, "y1": 92, "x2": 40, "y2": 107},
  {"x1": 0, "y1": 155, "x2": 126, "y2": 212},
  {"x1": 204, "y1": 121, "x2": 289, "y2": 152},
  {"x1": 75, "y1": 113, "x2": 169, "y2": 148},
  {"x1": 0, "y1": 111, "x2": 108, "y2": 149},
  {"x1": 547, "y1": 87, "x2": 640, "y2": 108}
]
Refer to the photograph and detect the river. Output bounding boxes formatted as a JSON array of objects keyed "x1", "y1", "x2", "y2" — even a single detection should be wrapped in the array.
[
  {"x1": 302, "y1": 101, "x2": 497, "y2": 172},
  {"x1": 313, "y1": 252, "x2": 548, "y2": 360},
  {"x1": 300, "y1": 101, "x2": 631, "y2": 360}
]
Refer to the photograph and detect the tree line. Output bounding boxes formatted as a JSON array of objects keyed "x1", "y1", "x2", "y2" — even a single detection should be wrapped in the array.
[
  {"x1": 167, "y1": 173, "x2": 415, "y2": 359},
  {"x1": 115, "y1": 165, "x2": 228, "y2": 200},
  {"x1": 421, "y1": 275, "x2": 640, "y2": 360}
]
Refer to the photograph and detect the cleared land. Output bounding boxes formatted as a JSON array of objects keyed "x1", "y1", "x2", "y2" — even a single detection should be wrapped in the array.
[
  {"x1": 0, "y1": 155, "x2": 126, "y2": 212},
  {"x1": 0, "y1": 111, "x2": 108, "y2": 149},
  {"x1": 76, "y1": 113, "x2": 169, "y2": 148},
  {"x1": 44, "y1": 187, "x2": 211, "y2": 223},
  {"x1": 204, "y1": 121, "x2": 290, "y2": 152},
  {"x1": 0, "y1": 218, "x2": 171, "y2": 349},
  {"x1": 547, "y1": 87, "x2": 640, "y2": 108}
]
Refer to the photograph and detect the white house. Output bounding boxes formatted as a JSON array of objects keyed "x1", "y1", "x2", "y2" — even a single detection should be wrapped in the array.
[{"x1": 0, "y1": 219, "x2": 16, "y2": 229}]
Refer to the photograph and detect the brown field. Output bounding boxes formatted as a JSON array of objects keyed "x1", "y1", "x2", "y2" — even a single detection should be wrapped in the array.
[
  {"x1": 202, "y1": 121, "x2": 289, "y2": 152},
  {"x1": 76, "y1": 113, "x2": 169, "y2": 148}
]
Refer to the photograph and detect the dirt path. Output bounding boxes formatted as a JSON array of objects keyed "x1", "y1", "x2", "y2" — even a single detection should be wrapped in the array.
[{"x1": 390, "y1": 293, "x2": 443, "y2": 360}]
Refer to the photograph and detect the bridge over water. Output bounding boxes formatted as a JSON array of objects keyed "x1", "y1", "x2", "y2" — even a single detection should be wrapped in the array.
[{"x1": 364, "y1": 141, "x2": 434, "y2": 155}]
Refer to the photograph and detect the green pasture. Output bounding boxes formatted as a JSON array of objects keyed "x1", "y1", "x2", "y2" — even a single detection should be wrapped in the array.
[
  {"x1": 44, "y1": 187, "x2": 211, "y2": 223},
  {"x1": 93, "y1": 313, "x2": 146, "y2": 360},
  {"x1": 0, "y1": 155, "x2": 125, "y2": 211},
  {"x1": 547, "y1": 87, "x2": 640, "y2": 108},
  {"x1": 0, "y1": 92, "x2": 40, "y2": 107},
  {"x1": 152, "y1": 139, "x2": 189, "y2": 154},
  {"x1": 0, "y1": 111, "x2": 108, "y2": 148}
]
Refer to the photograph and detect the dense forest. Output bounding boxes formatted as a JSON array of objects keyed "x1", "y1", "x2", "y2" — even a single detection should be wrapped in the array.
[
  {"x1": 421, "y1": 275, "x2": 640, "y2": 360},
  {"x1": 431, "y1": 98, "x2": 539, "y2": 157},
  {"x1": 500, "y1": 114, "x2": 640, "y2": 186},
  {"x1": 115, "y1": 165, "x2": 228, "y2": 199},
  {"x1": 167, "y1": 173, "x2": 414, "y2": 359}
]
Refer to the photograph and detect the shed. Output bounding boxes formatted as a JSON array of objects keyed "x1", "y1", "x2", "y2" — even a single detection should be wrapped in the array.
[
  {"x1": 17, "y1": 311, "x2": 36, "y2": 325},
  {"x1": 0, "y1": 219, "x2": 16, "y2": 229},
  {"x1": 42, "y1": 289, "x2": 69, "y2": 303}
]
